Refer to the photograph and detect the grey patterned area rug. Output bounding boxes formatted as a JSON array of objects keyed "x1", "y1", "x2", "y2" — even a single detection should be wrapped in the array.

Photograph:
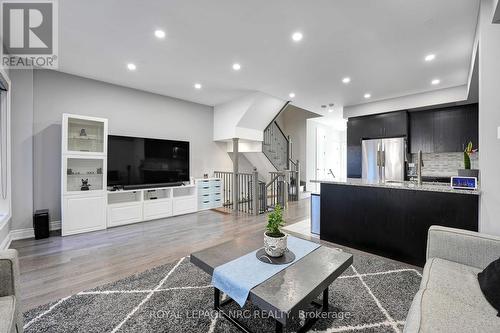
[{"x1": 23, "y1": 251, "x2": 422, "y2": 333}]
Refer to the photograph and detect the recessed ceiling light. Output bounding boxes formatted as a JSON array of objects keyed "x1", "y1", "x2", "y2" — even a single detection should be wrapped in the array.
[
  {"x1": 328, "y1": 108, "x2": 334, "y2": 113},
  {"x1": 289, "y1": 92, "x2": 295, "y2": 98},
  {"x1": 342, "y1": 77, "x2": 351, "y2": 84},
  {"x1": 364, "y1": 93, "x2": 371, "y2": 99},
  {"x1": 194, "y1": 83, "x2": 202, "y2": 89},
  {"x1": 291, "y1": 32, "x2": 303, "y2": 42},
  {"x1": 431, "y1": 79, "x2": 440, "y2": 85},
  {"x1": 127, "y1": 63, "x2": 136, "y2": 71},
  {"x1": 232, "y1": 63, "x2": 241, "y2": 71},
  {"x1": 154, "y1": 30, "x2": 166, "y2": 39},
  {"x1": 425, "y1": 54, "x2": 435, "y2": 62}
]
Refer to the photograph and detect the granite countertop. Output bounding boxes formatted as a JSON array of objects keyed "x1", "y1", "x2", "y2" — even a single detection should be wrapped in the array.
[{"x1": 311, "y1": 178, "x2": 480, "y2": 195}]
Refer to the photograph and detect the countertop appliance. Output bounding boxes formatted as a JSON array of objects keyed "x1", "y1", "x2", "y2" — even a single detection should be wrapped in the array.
[{"x1": 362, "y1": 137, "x2": 405, "y2": 182}]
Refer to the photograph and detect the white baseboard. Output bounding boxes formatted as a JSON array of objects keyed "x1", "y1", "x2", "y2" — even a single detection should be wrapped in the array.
[
  {"x1": 0, "y1": 232, "x2": 11, "y2": 250},
  {"x1": 50, "y1": 220, "x2": 61, "y2": 231},
  {"x1": 3, "y1": 221, "x2": 62, "y2": 247},
  {"x1": 10, "y1": 228, "x2": 35, "y2": 241}
]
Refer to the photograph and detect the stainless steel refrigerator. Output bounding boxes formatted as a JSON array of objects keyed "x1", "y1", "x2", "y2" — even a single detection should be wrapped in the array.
[{"x1": 362, "y1": 137, "x2": 405, "y2": 182}]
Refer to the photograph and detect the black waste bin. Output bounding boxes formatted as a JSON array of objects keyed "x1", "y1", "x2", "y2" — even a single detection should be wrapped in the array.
[{"x1": 33, "y1": 209, "x2": 50, "y2": 239}]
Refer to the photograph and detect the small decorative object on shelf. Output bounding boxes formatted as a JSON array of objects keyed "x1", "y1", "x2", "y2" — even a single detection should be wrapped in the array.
[
  {"x1": 97, "y1": 167, "x2": 102, "y2": 174},
  {"x1": 203, "y1": 173, "x2": 209, "y2": 179},
  {"x1": 79, "y1": 128, "x2": 87, "y2": 137},
  {"x1": 458, "y1": 141, "x2": 479, "y2": 179},
  {"x1": 80, "y1": 179, "x2": 90, "y2": 191},
  {"x1": 264, "y1": 204, "x2": 287, "y2": 257},
  {"x1": 67, "y1": 168, "x2": 73, "y2": 175}
]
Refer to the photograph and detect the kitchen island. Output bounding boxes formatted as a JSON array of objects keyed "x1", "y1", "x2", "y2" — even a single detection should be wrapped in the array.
[{"x1": 314, "y1": 179, "x2": 479, "y2": 266}]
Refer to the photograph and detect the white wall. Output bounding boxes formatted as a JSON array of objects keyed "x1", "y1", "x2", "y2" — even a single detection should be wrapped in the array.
[
  {"x1": 9, "y1": 70, "x2": 34, "y2": 233},
  {"x1": 213, "y1": 94, "x2": 254, "y2": 141},
  {"x1": 478, "y1": 0, "x2": 500, "y2": 235},
  {"x1": 494, "y1": 0, "x2": 500, "y2": 22},
  {"x1": 213, "y1": 92, "x2": 285, "y2": 141},
  {"x1": 343, "y1": 85, "x2": 468, "y2": 118},
  {"x1": 10, "y1": 70, "x2": 232, "y2": 228}
]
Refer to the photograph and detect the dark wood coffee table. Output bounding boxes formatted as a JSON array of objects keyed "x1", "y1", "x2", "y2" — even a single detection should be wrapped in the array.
[{"x1": 190, "y1": 235, "x2": 353, "y2": 333}]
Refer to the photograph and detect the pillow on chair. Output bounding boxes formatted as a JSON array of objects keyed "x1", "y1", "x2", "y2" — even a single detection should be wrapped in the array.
[{"x1": 478, "y1": 257, "x2": 500, "y2": 317}]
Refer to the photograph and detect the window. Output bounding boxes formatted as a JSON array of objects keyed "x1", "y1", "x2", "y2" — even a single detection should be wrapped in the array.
[{"x1": 0, "y1": 74, "x2": 10, "y2": 221}]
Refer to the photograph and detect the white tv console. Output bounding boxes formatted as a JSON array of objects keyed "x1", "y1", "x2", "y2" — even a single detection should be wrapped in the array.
[{"x1": 107, "y1": 184, "x2": 197, "y2": 227}]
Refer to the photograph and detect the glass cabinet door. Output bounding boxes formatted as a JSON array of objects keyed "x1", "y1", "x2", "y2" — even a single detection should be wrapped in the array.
[
  {"x1": 66, "y1": 158, "x2": 104, "y2": 192},
  {"x1": 67, "y1": 117, "x2": 105, "y2": 153}
]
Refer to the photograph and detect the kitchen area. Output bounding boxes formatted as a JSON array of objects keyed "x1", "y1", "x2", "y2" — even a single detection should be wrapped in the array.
[{"x1": 311, "y1": 103, "x2": 480, "y2": 266}]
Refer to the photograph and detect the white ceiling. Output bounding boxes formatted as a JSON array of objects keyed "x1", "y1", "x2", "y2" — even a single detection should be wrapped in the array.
[{"x1": 57, "y1": 0, "x2": 480, "y2": 114}]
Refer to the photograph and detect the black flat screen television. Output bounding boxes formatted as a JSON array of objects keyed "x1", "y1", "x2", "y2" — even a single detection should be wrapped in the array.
[{"x1": 107, "y1": 135, "x2": 189, "y2": 189}]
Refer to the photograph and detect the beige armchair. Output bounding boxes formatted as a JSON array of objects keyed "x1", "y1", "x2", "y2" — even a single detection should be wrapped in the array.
[{"x1": 0, "y1": 249, "x2": 23, "y2": 333}]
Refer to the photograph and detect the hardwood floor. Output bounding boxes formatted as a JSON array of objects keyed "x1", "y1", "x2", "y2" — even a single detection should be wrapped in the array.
[{"x1": 11, "y1": 200, "x2": 310, "y2": 310}]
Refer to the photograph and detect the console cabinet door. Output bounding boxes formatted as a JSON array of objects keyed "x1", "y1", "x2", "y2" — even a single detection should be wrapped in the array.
[{"x1": 62, "y1": 195, "x2": 106, "y2": 236}]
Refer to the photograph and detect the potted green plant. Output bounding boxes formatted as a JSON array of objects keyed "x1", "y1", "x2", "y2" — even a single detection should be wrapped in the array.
[
  {"x1": 264, "y1": 204, "x2": 287, "y2": 257},
  {"x1": 458, "y1": 141, "x2": 479, "y2": 178}
]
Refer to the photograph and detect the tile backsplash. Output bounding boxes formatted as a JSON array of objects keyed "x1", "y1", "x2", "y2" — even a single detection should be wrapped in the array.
[{"x1": 410, "y1": 152, "x2": 479, "y2": 177}]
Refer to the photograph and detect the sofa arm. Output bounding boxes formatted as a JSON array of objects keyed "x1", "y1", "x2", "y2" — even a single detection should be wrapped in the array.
[
  {"x1": 0, "y1": 249, "x2": 20, "y2": 298},
  {"x1": 0, "y1": 249, "x2": 23, "y2": 333},
  {"x1": 427, "y1": 225, "x2": 500, "y2": 270}
]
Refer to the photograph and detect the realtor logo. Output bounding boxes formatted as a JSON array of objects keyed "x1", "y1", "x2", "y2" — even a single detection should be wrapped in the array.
[{"x1": 1, "y1": 0, "x2": 58, "y2": 68}]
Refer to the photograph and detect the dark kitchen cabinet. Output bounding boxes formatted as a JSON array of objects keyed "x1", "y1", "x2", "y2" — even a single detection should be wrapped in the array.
[
  {"x1": 378, "y1": 111, "x2": 408, "y2": 138},
  {"x1": 409, "y1": 104, "x2": 478, "y2": 153},
  {"x1": 410, "y1": 111, "x2": 433, "y2": 153},
  {"x1": 347, "y1": 111, "x2": 408, "y2": 178},
  {"x1": 347, "y1": 118, "x2": 363, "y2": 178}
]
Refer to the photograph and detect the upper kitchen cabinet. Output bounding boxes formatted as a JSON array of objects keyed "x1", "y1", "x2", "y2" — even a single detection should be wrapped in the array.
[
  {"x1": 347, "y1": 111, "x2": 408, "y2": 178},
  {"x1": 409, "y1": 104, "x2": 478, "y2": 153},
  {"x1": 409, "y1": 111, "x2": 434, "y2": 153},
  {"x1": 377, "y1": 111, "x2": 408, "y2": 138},
  {"x1": 347, "y1": 111, "x2": 408, "y2": 142}
]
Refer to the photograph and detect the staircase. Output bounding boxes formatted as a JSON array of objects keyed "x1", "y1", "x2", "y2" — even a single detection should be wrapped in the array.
[
  {"x1": 260, "y1": 117, "x2": 301, "y2": 210},
  {"x1": 213, "y1": 93, "x2": 302, "y2": 214},
  {"x1": 263, "y1": 121, "x2": 289, "y2": 171}
]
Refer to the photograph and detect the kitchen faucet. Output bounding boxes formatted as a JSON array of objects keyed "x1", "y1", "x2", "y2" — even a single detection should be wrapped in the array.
[{"x1": 416, "y1": 150, "x2": 424, "y2": 186}]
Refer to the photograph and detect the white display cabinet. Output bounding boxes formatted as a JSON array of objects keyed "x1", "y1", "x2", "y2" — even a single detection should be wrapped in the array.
[
  {"x1": 62, "y1": 114, "x2": 107, "y2": 155},
  {"x1": 64, "y1": 157, "x2": 105, "y2": 193},
  {"x1": 61, "y1": 114, "x2": 108, "y2": 236}
]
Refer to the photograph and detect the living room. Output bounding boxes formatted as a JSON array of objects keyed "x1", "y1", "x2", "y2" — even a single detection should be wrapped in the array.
[{"x1": 1, "y1": 1, "x2": 500, "y2": 333}]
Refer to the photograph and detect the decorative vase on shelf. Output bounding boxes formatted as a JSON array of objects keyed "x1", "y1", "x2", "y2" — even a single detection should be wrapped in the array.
[
  {"x1": 264, "y1": 204, "x2": 287, "y2": 257},
  {"x1": 79, "y1": 128, "x2": 87, "y2": 137}
]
